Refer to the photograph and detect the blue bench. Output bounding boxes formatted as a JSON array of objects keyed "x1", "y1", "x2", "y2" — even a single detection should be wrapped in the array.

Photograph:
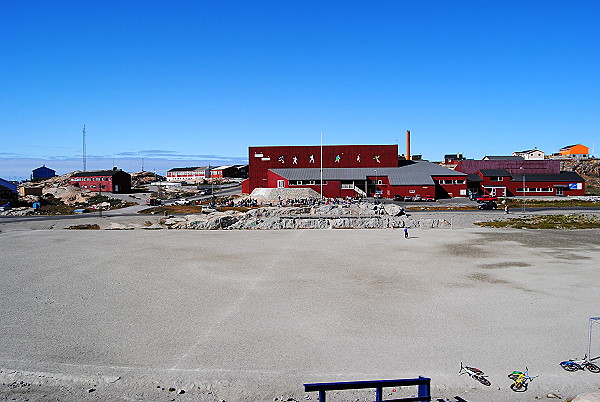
[{"x1": 304, "y1": 376, "x2": 431, "y2": 402}]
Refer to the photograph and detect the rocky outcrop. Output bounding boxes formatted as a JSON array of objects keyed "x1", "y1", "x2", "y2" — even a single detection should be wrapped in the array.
[
  {"x1": 162, "y1": 203, "x2": 451, "y2": 230},
  {"x1": 561, "y1": 158, "x2": 600, "y2": 177}
]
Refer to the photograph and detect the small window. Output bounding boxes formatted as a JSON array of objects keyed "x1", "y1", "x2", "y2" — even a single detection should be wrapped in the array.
[{"x1": 409, "y1": 190, "x2": 415, "y2": 194}]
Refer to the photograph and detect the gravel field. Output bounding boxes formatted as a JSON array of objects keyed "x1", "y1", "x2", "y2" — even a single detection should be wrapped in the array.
[{"x1": 2, "y1": 216, "x2": 600, "y2": 401}]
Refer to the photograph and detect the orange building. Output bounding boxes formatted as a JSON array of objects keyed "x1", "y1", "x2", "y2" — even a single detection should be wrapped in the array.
[{"x1": 559, "y1": 144, "x2": 589, "y2": 156}]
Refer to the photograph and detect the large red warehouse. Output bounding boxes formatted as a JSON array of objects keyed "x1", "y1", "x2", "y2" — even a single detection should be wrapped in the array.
[{"x1": 242, "y1": 144, "x2": 467, "y2": 199}]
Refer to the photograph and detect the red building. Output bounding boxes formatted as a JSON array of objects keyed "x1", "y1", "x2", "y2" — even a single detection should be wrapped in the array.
[
  {"x1": 70, "y1": 169, "x2": 132, "y2": 193},
  {"x1": 210, "y1": 165, "x2": 248, "y2": 180},
  {"x1": 455, "y1": 160, "x2": 585, "y2": 197},
  {"x1": 243, "y1": 144, "x2": 467, "y2": 199}
]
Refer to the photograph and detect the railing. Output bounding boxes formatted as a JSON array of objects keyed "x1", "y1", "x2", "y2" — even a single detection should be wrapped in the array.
[
  {"x1": 353, "y1": 185, "x2": 366, "y2": 197},
  {"x1": 304, "y1": 376, "x2": 431, "y2": 402}
]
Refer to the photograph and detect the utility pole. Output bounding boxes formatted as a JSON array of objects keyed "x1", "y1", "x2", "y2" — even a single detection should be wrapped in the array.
[{"x1": 82, "y1": 124, "x2": 87, "y2": 171}]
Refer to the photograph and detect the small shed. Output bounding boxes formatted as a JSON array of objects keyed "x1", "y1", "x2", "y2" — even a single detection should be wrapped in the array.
[{"x1": 32, "y1": 165, "x2": 56, "y2": 181}]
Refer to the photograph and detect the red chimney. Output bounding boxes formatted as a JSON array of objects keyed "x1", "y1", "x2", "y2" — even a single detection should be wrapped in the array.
[{"x1": 406, "y1": 130, "x2": 411, "y2": 161}]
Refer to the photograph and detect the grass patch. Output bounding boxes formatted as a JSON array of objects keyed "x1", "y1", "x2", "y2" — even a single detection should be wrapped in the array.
[
  {"x1": 586, "y1": 184, "x2": 600, "y2": 196},
  {"x1": 406, "y1": 205, "x2": 478, "y2": 211},
  {"x1": 67, "y1": 224, "x2": 100, "y2": 230},
  {"x1": 37, "y1": 205, "x2": 76, "y2": 215},
  {"x1": 503, "y1": 199, "x2": 599, "y2": 208},
  {"x1": 475, "y1": 214, "x2": 600, "y2": 229},
  {"x1": 218, "y1": 206, "x2": 251, "y2": 213},
  {"x1": 139, "y1": 205, "x2": 203, "y2": 214}
]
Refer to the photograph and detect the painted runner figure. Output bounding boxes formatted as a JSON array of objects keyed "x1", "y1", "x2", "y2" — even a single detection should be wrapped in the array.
[{"x1": 404, "y1": 227, "x2": 409, "y2": 239}]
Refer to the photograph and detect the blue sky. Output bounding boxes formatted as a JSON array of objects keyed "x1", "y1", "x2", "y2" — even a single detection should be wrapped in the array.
[{"x1": 1, "y1": 1, "x2": 599, "y2": 180}]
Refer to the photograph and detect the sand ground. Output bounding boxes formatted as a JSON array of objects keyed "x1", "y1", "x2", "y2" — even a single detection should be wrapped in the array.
[{"x1": 1, "y1": 221, "x2": 600, "y2": 401}]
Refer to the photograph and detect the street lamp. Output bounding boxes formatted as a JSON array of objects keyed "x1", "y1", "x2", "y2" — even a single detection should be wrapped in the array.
[{"x1": 520, "y1": 167, "x2": 526, "y2": 213}]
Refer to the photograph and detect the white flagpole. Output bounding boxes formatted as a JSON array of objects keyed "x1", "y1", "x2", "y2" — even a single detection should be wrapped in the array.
[{"x1": 320, "y1": 131, "x2": 323, "y2": 199}]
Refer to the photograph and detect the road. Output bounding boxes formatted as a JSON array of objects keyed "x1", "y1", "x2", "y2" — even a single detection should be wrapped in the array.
[
  {"x1": 2, "y1": 227, "x2": 600, "y2": 401},
  {"x1": 0, "y1": 185, "x2": 243, "y2": 225}
]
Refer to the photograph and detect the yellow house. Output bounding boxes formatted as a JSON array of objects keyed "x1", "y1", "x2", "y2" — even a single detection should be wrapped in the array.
[{"x1": 559, "y1": 144, "x2": 589, "y2": 156}]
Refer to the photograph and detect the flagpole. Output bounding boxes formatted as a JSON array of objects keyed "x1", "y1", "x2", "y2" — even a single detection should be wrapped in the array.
[{"x1": 320, "y1": 131, "x2": 324, "y2": 199}]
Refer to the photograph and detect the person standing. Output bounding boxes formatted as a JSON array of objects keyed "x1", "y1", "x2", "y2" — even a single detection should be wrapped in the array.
[{"x1": 404, "y1": 227, "x2": 409, "y2": 239}]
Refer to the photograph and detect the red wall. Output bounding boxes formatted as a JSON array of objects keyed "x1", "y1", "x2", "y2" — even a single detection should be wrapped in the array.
[
  {"x1": 388, "y1": 185, "x2": 435, "y2": 198},
  {"x1": 455, "y1": 160, "x2": 560, "y2": 175},
  {"x1": 70, "y1": 177, "x2": 115, "y2": 192},
  {"x1": 247, "y1": 145, "x2": 398, "y2": 193}
]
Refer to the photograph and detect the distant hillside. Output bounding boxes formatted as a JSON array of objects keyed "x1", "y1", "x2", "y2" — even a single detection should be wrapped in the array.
[{"x1": 560, "y1": 158, "x2": 600, "y2": 177}]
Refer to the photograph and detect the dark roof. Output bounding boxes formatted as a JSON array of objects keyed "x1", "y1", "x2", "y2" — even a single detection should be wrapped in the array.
[
  {"x1": 33, "y1": 165, "x2": 55, "y2": 172},
  {"x1": 510, "y1": 171, "x2": 585, "y2": 182},
  {"x1": 514, "y1": 149, "x2": 542, "y2": 154},
  {"x1": 271, "y1": 161, "x2": 465, "y2": 186},
  {"x1": 444, "y1": 154, "x2": 465, "y2": 160},
  {"x1": 466, "y1": 174, "x2": 483, "y2": 182},
  {"x1": 71, "y1": 169, "x2": 128, "y2": 177},
  {"x1": 0, "y1": 178, "x2": 18, "y2": 192},
  {"x1": 560, "y1": 144, "x2": 580, "y2": 150},
  {"x1": 483, "y1": 155, "x2": 524, "y2": 160},
  {"x1": 167, "y1": 167, "x2": 209, "y2": 172},
  {"x1": 479, "y1": 169, "x2": 511, "y2": 177}
]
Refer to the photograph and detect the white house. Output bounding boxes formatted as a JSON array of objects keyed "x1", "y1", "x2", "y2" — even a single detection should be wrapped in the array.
[{"x1": 512, "y1": 147, "x2": 545, "y2": 160}]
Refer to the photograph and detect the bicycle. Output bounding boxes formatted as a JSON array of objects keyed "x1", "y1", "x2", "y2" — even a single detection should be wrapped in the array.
[
  {"x1": 459, "y1": 362, "x2": 491, "y2": 386},
  {"x1": 508, "y1": 367, "x2": 538, "y2": 392},
  {"x1": 560, "y1": 355, "x2": 600, "y2": 373}
]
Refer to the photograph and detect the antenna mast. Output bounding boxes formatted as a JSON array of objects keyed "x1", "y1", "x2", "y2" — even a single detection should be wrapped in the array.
[{"x1": 82, "y1": 124, "x2": 87, "y2": 171}]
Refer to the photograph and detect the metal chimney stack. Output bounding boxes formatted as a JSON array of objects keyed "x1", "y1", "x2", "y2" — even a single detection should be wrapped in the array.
[{"x1": 406, "y1": 130, "x2": 411, "y2": 160}]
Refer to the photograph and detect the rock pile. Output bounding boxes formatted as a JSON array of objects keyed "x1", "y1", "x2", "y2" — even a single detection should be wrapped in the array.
[
  {"x1": 162, "y1": 202, "x2": 451, "y2": 230},
  {"x1": 248, "y1": 187, "x2": 321, "y2": 203}
]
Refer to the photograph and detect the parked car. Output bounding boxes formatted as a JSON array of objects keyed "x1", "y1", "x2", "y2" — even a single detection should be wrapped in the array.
[
  {"x1": 422, "y1": 195, "x2": 435, "y2": 202},
  {"x1": 200, "y1": 189, "x2": 212, "y2": 195},
  {"x1": 146, "y1": 198, "x2": 161, "y2": 206},
  {"x1": 393, "y1": 194, "x2": 403, "y2": 201},
  {"x1": 172, "y1": 198, "x2": 190, "y2": 206},
  {"x1": 412, "y1": 195, "x2": 423, "y2": 202},
  {"x1": 478, "y1": 200, "x2": 498, "y2": 210},
  {"x1": 403, "y1": 196, "x2": 413, "y2": 202}
]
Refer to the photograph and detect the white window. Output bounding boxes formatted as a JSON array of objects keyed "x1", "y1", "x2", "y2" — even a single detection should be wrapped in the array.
[
  {"x1": 409, "y1": 190, "x2": 415, "y2": 194},
  {"x1": 277, "y1": 180, "x2": 285, "y2": 188},
  {"x1": 341, "y1": 183, "x2": 353, "y2": 189}
]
